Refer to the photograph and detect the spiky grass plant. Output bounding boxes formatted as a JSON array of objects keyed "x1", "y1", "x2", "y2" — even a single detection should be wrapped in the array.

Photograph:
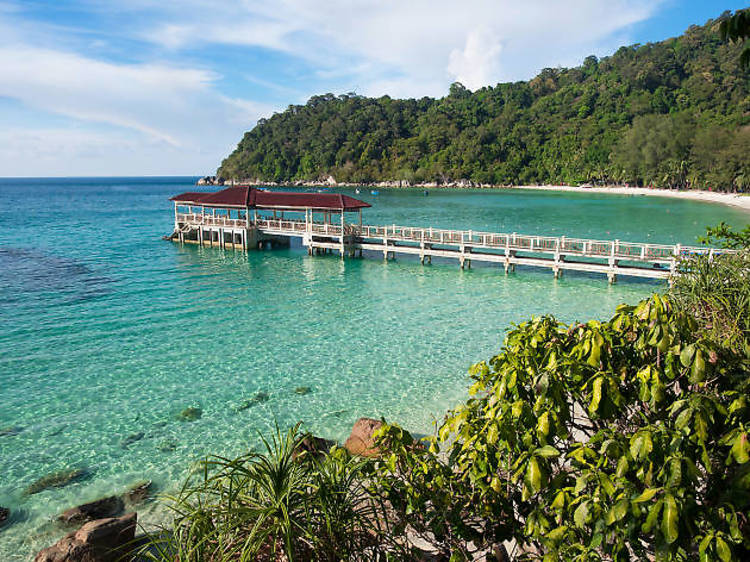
[
  {"x1": 671, "y1": 251, "x2": 750, "y2": 353},
  {"x1": 136, "y1": 424, "x2": 391, "y2": 561}
]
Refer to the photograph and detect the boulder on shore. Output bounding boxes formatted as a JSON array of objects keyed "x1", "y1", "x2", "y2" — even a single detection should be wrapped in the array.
[
  {"x1": 59, "y1": 496, "x2": 124, "y2": 526},
  {"x1": 344, "y1": 417, "x2": 384, "y2": 457},
  {"x1": 34, "y1": 512, "x2": 137, "y2": 562},
  {"x1": 293, "y1": 435, "x2": 334, "y2": 461}
]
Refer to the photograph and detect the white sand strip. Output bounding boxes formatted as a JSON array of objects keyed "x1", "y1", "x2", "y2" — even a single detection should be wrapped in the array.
[{"x1": 513, "y1": 185, "x2": 750, "y2": 212}]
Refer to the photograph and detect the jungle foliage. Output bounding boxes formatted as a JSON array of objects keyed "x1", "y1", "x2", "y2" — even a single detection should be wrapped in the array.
[{"x1": 219, "y1": 11, "x2": 749, "y2": 191}]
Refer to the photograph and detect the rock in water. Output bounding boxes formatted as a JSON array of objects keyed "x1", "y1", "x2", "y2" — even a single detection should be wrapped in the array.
[
  {"x1": 25, "y1": 469, "x2": 86, "y2": 495},
  {"x1": 177, "y1": 407, "x2": 202, "y2": 421},
  {"x1": 123, "y1": 480, "x2": 153, "y2": 507},
  {"x1": 120, "y1": 432, "x2": 145, "y2": 449},
  {"x1": 157, "y1": 439, "x2": 177, "y2": 452},
  {"x1": 59, "y1": 496, "x2": 124, "y2": 525},
  {"x1": 0, "y1": 426, "x2": 22, "y2": 437},
  {"x1": 34, "y1": 512, "x2": 137, "y2": 562},
  {"x1": 233, "y1": 392, "x2": 270, "y2": 411},
  {"x1": 294, "y1": 386, "x2": 312, "y2": 395},
  {"x1": 344, "y1": 418, "x2": 384, "y2": 457},
  {"x1": 0, "y1": 506, "x2": 9, "y2": 527}
]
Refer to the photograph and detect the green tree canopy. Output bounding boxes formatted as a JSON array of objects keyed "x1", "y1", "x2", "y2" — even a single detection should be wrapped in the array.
[{"x1": 219, "y1": 12, "x2": 749, "y2": 192}]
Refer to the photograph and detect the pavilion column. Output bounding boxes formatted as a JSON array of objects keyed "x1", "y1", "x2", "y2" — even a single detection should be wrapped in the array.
[{"x1": 340, "y1": 211, "x2": 345, "y2": 258}]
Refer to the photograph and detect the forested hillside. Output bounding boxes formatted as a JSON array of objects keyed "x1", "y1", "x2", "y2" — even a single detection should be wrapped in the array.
[{"x1": 219, "y1": 11, "x2": 750, "y2": 191}]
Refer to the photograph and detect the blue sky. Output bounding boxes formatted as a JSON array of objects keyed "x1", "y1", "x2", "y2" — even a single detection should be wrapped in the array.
[{"x1": 0, "y1": 1, "x2": 745, "y2": 176}]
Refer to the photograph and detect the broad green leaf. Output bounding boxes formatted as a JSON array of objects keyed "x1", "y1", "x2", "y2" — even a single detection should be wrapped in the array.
[
  {"x1": 551, "y1": 491, "x2": 566, "y2": 510},
  {"x1": 526, "y1": 457, "x2": 543, "y2": 493},
  {"x1": 545, "y1": 526, "x2": 567, "y2": 542},
  {"x1": 675, "y1": 407, "x2": 693, "y2": 430},
  {"x1": 661, "y1": 493, "x2": 679, "y2": 544},
  {"x1": 633, "y1": 488, "x2": 659, "y2": 503},
  {"x1": 698, "y1": 534, "x2": 713, "y2": 557},
  {"x1": 716, "y1": 536, "x2": 732, "y2": 562},
  {"x1": 574, "y1": 500, "x2": 589, "y2": 528},
  {"x1": 731, "y1": 432, "x2": 749, "y2": 464},
  {"x1": 600, "y1": 474, "x2": 615, "y2": 497},
  {"x1": 642, "y1": 499, "x2": 662, "y2": 533},
  {"x1": 535, "y1": 445, "x2": 560, "y2": 458},
  {"x1": 679, "y1": 343, "x2": 695, "y2": 368},
  {"x1": 616, "y1": 455, "x2": 629, "y2": 478},
  {"x1": 630, "y1": 431, "x2": 653, "y2": 460},
  {"x1": 589, "y1": 376, "x2": 603, "y2": 415},
  {"x1": 667, "y1": 458, "x2": 682, "y2": 488},
  {"x1": 587, "y1": 338, "x2": 601, "y2": 366},
  {"x1": 537, "y1": 411, "x2": 550, "y2": 439},
  {"x1": 487, "y1": 423, "x2": 498, "y2": 445},
  {"x1": 690, "y1": 349, "x2": 706, "y2": 383}
]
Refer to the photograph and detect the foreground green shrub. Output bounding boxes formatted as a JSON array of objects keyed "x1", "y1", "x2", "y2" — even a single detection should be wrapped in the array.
[
  {"x1": 139, "y1": 425, "x2": 390, "y2": 561},
  {"x1": 377, "y1": 295, "x2": 749, "y2": 560}
]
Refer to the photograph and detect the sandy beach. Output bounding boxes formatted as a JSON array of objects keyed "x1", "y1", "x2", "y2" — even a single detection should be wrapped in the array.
[{"x1": 515, "y1": 185, "x2": 750, "y2": 212}]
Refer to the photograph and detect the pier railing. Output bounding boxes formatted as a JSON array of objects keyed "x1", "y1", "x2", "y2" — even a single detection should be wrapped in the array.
[
  {"x1": 349, "y1": 224, "x2": 716, "y2": 261},
  {"x1": 176, "y1": 214, "x2": 723, "y2": 262}
]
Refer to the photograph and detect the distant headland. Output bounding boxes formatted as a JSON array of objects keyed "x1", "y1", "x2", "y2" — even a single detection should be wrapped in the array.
[{"x1": 217, "y1": 12, "x2": 749, "y2": 194}]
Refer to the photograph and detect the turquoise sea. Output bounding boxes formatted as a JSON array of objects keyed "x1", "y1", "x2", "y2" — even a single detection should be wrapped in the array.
[{"x1": 0, "y1": 177, "x2": 747, "y2": 559}]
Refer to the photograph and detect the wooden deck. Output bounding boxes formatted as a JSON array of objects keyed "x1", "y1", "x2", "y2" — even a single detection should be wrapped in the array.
[{"x1": 172, "y1": 213, "x2": 724, "y2": 283}]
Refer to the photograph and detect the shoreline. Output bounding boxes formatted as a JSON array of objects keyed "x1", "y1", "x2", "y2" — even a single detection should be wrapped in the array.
[
  {"x1": 511, "y1": 185, "x2": 750, "y2": 212},
  {"x1": 211, "y1": 178, "x2": 750, "y2": 212}
]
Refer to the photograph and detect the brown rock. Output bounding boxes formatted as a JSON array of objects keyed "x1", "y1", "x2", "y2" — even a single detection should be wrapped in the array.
[
  {"x1": 34, "y1": 533, "x2": 95, "y2": 562},
  {"x1": 292, "y1": 435, "x2": 334, "y2": 460},
  {"x1": 59, "y1": 496, "x2": 124, "y2": 525},
  {"x1": 0, "y1": 506, "x2": 8, "y2": 527},
  {"x1": 344, "y1": 418, "x2": 384, "y2": 457},
  {"x1": 34, "y1": 512, "x2": 137, "y2": 562},
  {"x1": 123, "y1": 480, "x2": 153, "y2": 507}
]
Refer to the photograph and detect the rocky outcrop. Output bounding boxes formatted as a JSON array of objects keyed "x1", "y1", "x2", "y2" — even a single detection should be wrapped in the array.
[
  {"x1": 59, "y1": 496, "x2": 124, "y2": 526},
  {"x1": 196, "y1": 175, "x2": 225, "y2": 186},
  {"x1": 225, "y1": 177, "x2": 510, "y2": 190},
  {"x1": 0, "y1": 506, "x2": 9, "y2": 527},
  {"x1": 34, "y1": 512, "x2": 137, "y2": 562},
  {"x1": 344, "y1": 417, "x2": 384, "y2": 457}
]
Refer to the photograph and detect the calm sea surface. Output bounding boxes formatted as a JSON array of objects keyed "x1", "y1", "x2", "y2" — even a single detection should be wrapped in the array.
[{"x1": 0, "y1": 177, "x2": 747, "y2": 558}]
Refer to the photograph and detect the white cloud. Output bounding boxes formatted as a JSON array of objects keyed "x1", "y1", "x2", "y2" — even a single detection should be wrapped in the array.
[
  {"x1": 0, "y1": 44, "x2": 275, "y2": 175},
  {"x1": 0, "y1": 0, "x2": 666, "y2": 175},
  {"x1": 139, "y1": 0, "x2": 664, "y2": 96},
  {"x1": 447, "y1": 28, "x2": 503, "y2": 91}
]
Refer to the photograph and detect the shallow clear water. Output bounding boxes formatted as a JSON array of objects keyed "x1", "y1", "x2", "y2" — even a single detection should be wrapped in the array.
[{"x1": 0, "y1": 177, "x2": 746, "y2": 559}]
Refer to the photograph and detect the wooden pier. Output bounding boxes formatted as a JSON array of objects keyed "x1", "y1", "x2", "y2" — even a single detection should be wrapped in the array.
[{"x1": 169, "y1": 186, "x2": 725, "y2": 283}]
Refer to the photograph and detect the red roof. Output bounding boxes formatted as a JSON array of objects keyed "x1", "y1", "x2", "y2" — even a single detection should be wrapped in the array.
[{"x1": 170, "y1": 186, "x2": 370, "y2": 211}]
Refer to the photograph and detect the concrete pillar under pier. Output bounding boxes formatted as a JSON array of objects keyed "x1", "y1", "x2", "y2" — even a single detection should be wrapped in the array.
[{"x1": 608, "y1": 258, "x2": 619, "y2": 284}]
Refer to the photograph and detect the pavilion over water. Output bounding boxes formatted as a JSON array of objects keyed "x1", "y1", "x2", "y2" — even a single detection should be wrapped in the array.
[
  {"x1": 169, "y1": 185, "x2": 370, "y2": 253},
  {"x1": 167, "y1": 185, "x2": 720, "y2": 283}
]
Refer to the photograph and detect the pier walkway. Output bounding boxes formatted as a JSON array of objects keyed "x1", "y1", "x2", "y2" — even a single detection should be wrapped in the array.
[{"x1": 172, "y1": 212, "x2": 721, "y2": 283}]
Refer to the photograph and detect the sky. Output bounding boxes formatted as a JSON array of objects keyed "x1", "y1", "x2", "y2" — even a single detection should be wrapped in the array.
[{"x1": 0, "y1": 1, "x2": 746, "y2": 177}]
